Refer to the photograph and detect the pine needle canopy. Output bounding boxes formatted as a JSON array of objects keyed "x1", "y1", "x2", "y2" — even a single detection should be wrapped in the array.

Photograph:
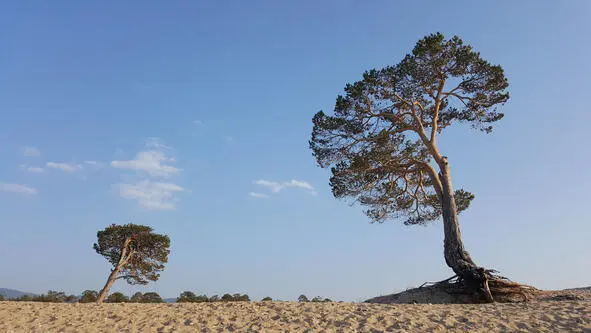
[
  {"x1": 93, "y1": 223, "x2": 170, "y2": 284},
  {"x1": 310, "y1": 33, "x2": 509, "y2": 225}
]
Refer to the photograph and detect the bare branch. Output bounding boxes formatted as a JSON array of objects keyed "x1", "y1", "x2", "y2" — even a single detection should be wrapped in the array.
[{"x1": 431, "y1": 79, "x2": 446, "y2": 144}]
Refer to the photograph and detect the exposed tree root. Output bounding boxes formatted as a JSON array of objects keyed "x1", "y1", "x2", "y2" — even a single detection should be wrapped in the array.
[{"x1": 420, "y1": 269, "x2": 540, "y2": 303}]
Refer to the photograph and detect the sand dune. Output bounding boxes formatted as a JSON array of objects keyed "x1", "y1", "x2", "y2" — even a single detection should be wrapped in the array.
[{"x1": 1, "y1": 300, "x2": 589, "y2": 332}]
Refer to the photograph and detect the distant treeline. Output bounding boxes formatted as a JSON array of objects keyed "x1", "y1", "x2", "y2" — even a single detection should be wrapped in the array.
[
  {"x1": 3, "y1": 290, "x2": 164, "y2": 303},
  {"x1": 4, "y1": 290, "x2": 78, "y2": 303},
  {"x1": 1, "y1": 290, "x2": 334, "y2": 303}
]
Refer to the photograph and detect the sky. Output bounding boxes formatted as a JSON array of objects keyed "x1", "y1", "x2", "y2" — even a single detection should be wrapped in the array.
[{"x1": 0, "y1": 1, "x2": 590, "y2": 301}]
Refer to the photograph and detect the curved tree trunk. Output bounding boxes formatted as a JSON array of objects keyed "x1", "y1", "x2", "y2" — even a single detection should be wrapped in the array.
[
  {"x1": 438, "y1": 158, "x2": 493, "y2": 302},
  {"x1": 96, "y1": 237, "x2": 132, "y2": 303},
  {"x1": 97, "y1": 266, "x2": 121, "y2": 303}
]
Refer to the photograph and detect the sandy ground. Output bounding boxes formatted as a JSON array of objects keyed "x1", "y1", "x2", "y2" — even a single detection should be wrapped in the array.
[{"x1": 1, "y1": 300, "x2": 589, "y2": 332}]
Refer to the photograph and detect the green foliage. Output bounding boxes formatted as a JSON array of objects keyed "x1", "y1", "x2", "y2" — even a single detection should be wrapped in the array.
[
  {"x1": 79, "y1": 290, "x2": 98, "y2": 303},
  {"x1": 177, "y1": 291, "x2": 209, "y2": 303},
  {"x1": 130, "y1": 292, "x2": 144, "y2": 303},
  {"x1": 93, "y1": 223, "x2": 170, "y2": 285},
  {"x1": 44, "y1": 290, "x2": 67, "y2": 302},
  {"x1": 106, "y1": 292, "x2": 129, "y2": 303},
  {"x1": 298, "y1": 294, "x2": 309, "y2": 302},
  {"x1": 310, "y1": 33, "x2": 508, "y2": 225},
  {"x1": 177, "y1": 291, "x2": 197, "y2": 302},
  {"x1": 311, "y1": 296, "x2": 332, "y2": 303},
  {"x1": 11, "y1": 290, "x2": 77, "y2": 303},
  {"x1": 221, "y1": 293, "x2": 250, "y2": 302},
  {"x1": 0, "y1": 295, "x2": 4, "y2": 301},
  {"x1": 208, "y1": 295, "x2": 220, "y2": 302},
  {"x1": 65, "y1": 294, "x2": 78, "y2": 303},
  {"x1": 261, "y1": 297, "x2": 272, "y2": 302},
  {"x1": 12, "y1": 295, "x2": 33, "y2": 301},
  {"x1": 140, "y1": 292, "x2": 163, "y2": 303}
]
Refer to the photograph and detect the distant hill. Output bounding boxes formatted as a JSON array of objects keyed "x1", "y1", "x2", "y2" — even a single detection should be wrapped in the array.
[
  {"x1": 163, "y1": 298, "x2": 176, "y2": 303},
  {"x1": 0, "y1": 288, "x2": 36, "y2": 299}
]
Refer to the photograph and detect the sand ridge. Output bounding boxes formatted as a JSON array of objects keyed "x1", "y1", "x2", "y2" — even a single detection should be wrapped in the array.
[{"x1": 1, "y1": 300, "x2": 590, "y2": 332}]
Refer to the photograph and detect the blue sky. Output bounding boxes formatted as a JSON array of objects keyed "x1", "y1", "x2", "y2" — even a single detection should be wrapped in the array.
[{"x1": 1, "y1": 1, "x2": 590, "y2": 301}]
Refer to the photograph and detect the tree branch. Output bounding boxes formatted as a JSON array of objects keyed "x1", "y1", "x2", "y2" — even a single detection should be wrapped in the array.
[
  {"x1": 391, "y1": 92, "x2": 443, "y2": 164},
  {"x1": 420, "y1": 162, "x2": 443, "y2": 199},
  {"x1": 430, "y1": 79, "x2": 446, "y2": 145}
]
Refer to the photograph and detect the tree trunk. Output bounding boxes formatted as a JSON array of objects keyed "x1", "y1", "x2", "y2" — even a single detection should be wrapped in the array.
[
  {"x1": 96, "y1": 266, "x2": 121, "y2": 303},
  {"x1": 438, "y1": 157, "x2": 493, "y2": 302},
  {"x1": 96, "y1": 237, "x2": 132, "y2": 303}
]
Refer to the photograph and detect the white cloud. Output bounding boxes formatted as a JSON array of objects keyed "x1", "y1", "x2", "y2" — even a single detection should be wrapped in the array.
[
  {"x1": 46, "y1": 162, "x2": 83, "y2": 173},
  {"x1": 1, "y1": 183, "x2": 38, "y2": 195},
  {"x1": 223, "y1": 136, "x2": 234, "y2": 142},
  {"x1": 21, "y1": 146, "x2": 41, "y2": 157},
  {"x1": 19, "y1": 165, "x2": 45, "y2": 173},
  {"x1": 117, "y1": 180, "x2": 184, "y2": 211},
  {"x1": 253, "y1": 179, "x2": 314, "y2": 194},
  {"x1": 111, "y1": 151, "x2": 179, "y2": 178},
  {"x1": 248, "y1": 192, "x2": 268, "y2": 198},
  {"x1": 84, "y1": 160, "x2": 105, "y2": 169},
  {"x1": 112, "y1": 139, "x2": 185, "y2": 211},
  {"x1": 145, "y1": 137, "x2": 171, "y2": 150},
  {"x1": 253, "y1": 180, "x2": 283, "y2": 193},
  {"x1": 284, "y1": 179, "x2": 314, "y2": 190}
]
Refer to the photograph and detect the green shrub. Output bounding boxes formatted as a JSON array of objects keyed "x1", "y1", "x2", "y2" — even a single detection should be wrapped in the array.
[
  {"x1": 106, "y1": 292, "x2": 129, "y2": 303},
  {"x1": 79, "y1": 290, "x2": 98, "y2": 303}
]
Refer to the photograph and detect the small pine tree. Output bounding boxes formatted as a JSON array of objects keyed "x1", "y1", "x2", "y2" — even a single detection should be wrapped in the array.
[
  {"x1": 130, "y1": 292, "x2": 143, "y2": 303},
  {"x1": 93, "y1": 223, "x2": 170, "y2": 303},
  {"x1": 140, "y1": 292, "x2": 163, "y2": 303},
  {"x1": 298, "y1": 294, "x2": 309, "y2": 302},
  {"x1": 194, "y1": 295, "x2": 209, "y2": 303},
  {"x1": 177, "y1": 291, "x2": 197, "y2": 303},
  {"x1": 79, "y1": 290, "x2": 99, "y2": 303},
  {"x1": 44, "y1": 290, "x2": 67, "y2": 302},
  {"x1": 106, "y1": 292, "x2": 129, "y2": 303}
]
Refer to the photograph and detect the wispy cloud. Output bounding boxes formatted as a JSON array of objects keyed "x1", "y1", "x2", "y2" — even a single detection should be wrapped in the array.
[
  {"x1": 46, "y1": 162, "x2": 83, "y2": 173},
  {"x1": 248, "y1": 192, "x2": 269, "y2": 199},
  {"x1": 111, "y1": 140, "x2": 179, "y2": 178},
  {"x1": 145, "y1": 137, "x2": 171, "y2": 150},
  {"x1": 21, "y1": 146, "x2": 41, "y2": 157},
  {"x1": 112, "y1": 139, "x2": 185, "y2": 211},
  {"x1": 253, "y1": 180, "x2": 283, "y2": 193},
  {"x1": 1, "y1": 183, "x2": 38, "y2": 195},
  {"x1": 253, "y1": 179, "x2": 315, "y2": 195},
  {"x1": 84, "y1": 160, "x2": 105, "y2": 169},
  {"x1": 45, "y1": 162, "x2": 84, "y2": 173},
  {"x1": 193, "y1": 120, "x2": 203, "y2": 126},
  {"x1": 283, "y1": 179, "x2": 314, "y2": 190},
  {"x1": 248, "y1": 179, "x2": 318, "y2": 198},
  {"x1": 117, "y1": 180, "x2": 184, "y2": 211},
  {"x1": 20, "y1": 165, "x2": 45, "y2": 173},
  {"x1": 112, "y1": 151, "x2": 179, "y2": 178}
]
